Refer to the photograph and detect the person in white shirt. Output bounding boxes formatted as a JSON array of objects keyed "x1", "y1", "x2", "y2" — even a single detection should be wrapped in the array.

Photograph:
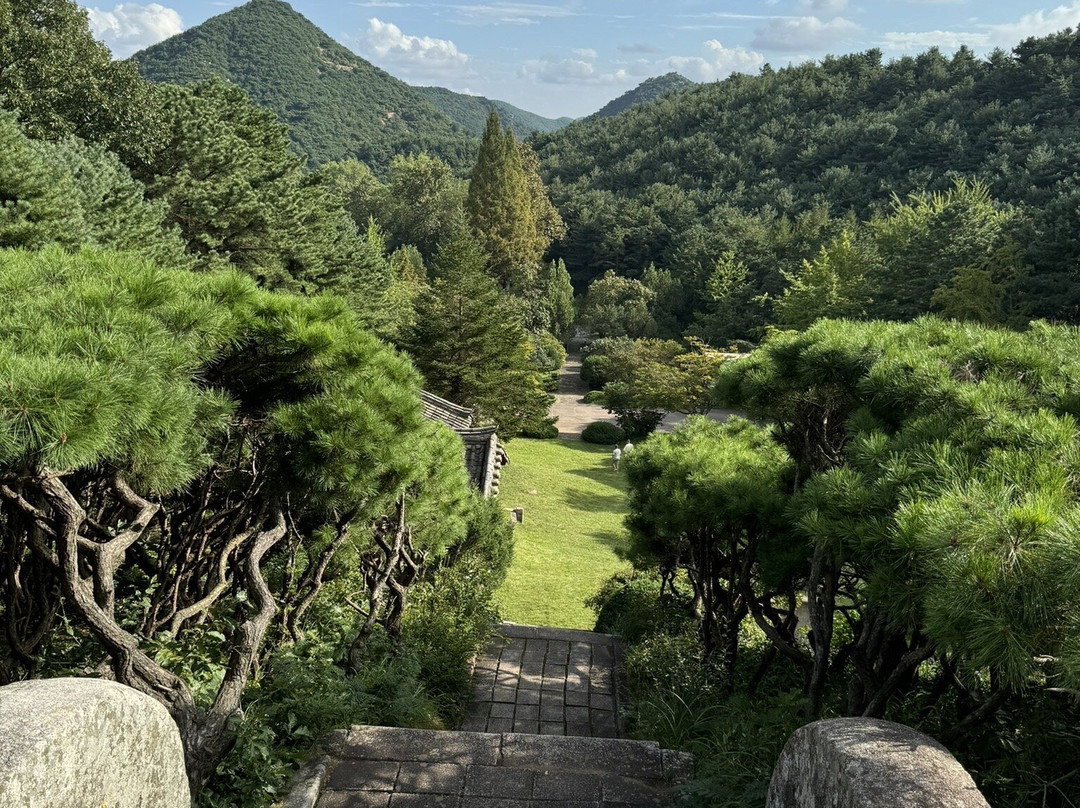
[
  {"x1": 611, "y1": 445, "x2": 622, "y2": 471},
  {"x1": 623, "y1": 441, "x2": 634, "y2": 454}
]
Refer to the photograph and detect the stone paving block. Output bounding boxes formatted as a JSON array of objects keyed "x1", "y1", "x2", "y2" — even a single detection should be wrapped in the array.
[
  {"x1": 497, "y1": 672, "x2": 520, "y2": 687},
  {"x1": 540, "y1": 721, "x2": 566, "y2": 735},
  {"x1": 564, "y1": 689, "x2": 590, "y2": 707},
  {"x1": 515, "y1": 703, "x2": 540, "y2": 721},
  {"x1": 540, "y1": 703, "x2": 565, "y2": 722},
  {"x1": 589, "y1": 692, "x2": 614, "y2": 709},
  {"x1": 461, "y1": 800, "x2": 535, "y2": 808},
  {"x1": 543, "y1": 664, "x2": 568, "y2": 679},
  {"x1": 492, "y1": 686, "x2": 519, "y2": 703},
  {"x1": 516, "y1": 688, "x2": 541, "y2": 705},
  {"x1": 395, "y1": 762, "x2": 465, "y2": 795},
  {"x1": 459, "y1": 716, "x2": 487, "y2": 733},
  {"x1": 317, "y1": 791, "x2": 392, "y2": 807},
  {"x1": 499, "y1": 735, "x2": 664, "y2": 779},
  {"x1": 540, "y1": 690, "x2": 565, "y2": 707},
  {"x1": 339, "y1": 728, "x2": 499, "y2": 766},
  {"x1": 566, "y1": 722, "x2": 592, "y2": 737},
  {"x1": 513, "y1": 719, "x2": 540, "y2": 734},
  {"x1": 487, "y1": 717, "x2": 514, "y2": 733},
  {"x1": 541, "y1": 678, "x2": 565, "y2": 692},
  {"x1": 660, "y1": 749, "x2": 694, "y2": 782},
  {"x1": 490, "y1": 702, "x2": 515, "y2": 719},
  {"x1": 532, "y1": 770, "x2": 602, "y2": 801},
  {"x1": 464, "y1": 764, "x2": 535, "y2": 799},
  {"x1": 326, "y1": 760, "x2": 400, "y2": 791},
  {"x1": 564, "y1": 706, "x2": 590, "y2": 724},
  {"x1": 602, "y1": 776, "x2": 672, "y2": 806},
  {"x1": 388, "y1": 794, "x2": 460, "y2": 807}
]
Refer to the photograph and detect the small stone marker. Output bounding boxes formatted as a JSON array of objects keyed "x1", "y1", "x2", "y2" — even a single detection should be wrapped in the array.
[{"x1": 509, "y1": 507, "x2": 524, "y2": 523}]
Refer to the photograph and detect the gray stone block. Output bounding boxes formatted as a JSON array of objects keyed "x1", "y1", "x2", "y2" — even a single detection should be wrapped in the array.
[
  {"x1": 660, "y1": 749, "x2": 694, "y2": 783},
  {"x1": 766, "y1": 718, "x2": 991, "y2": 808},
  {"x1": 389, "y1": 794, "x2": 459, "y2": 807},
  {"x1": 396, "y1": 762, "x2": 465, "y2": 795},
  {"x1": 326, "y1": 759, "x2": 401, "y2": 791},
  {"x1": 499, "y1": 734, "x2": 663, "y2": 778},
  {"x1": 533, "y1": 770, "x2": 602, "y2": 800},
  {"x1": 602, "y1": 775, "x2": 671, "y2": 806},
  {"x1": 0, "y1": 677, "x2": 189, "y2": 808},
  {"x1": 464, "y1": 764, "x2": 534, "y2": 798},
  {"x1": 337, "y1": 727, "x2": 499, "y2": 766},
  {"x1": 318, "y1": 790, "x2": 392, "y2": 807}
]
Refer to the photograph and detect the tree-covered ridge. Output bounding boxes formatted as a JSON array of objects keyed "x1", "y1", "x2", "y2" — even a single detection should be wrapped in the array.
[
  {"x1": 415, "y1": 86, "x2": 573, "y2": 140},
  {"x1": 133, "y1": 0, "x2": 477, "y2": 171},
  {"x1": 535, "y1": 33, "x2": 1080, "y2": 325},
  {"x1": 588, "y1": 72, "x2": 695, "y2": 119}
]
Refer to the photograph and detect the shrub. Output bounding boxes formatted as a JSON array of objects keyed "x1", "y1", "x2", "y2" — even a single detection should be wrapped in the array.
[
  {"x1": 521, "y1": 421, "x2": 559, "y2": 439},
  {"x1": 581, "y1": 421, "x2": 626, "y2": 444}
]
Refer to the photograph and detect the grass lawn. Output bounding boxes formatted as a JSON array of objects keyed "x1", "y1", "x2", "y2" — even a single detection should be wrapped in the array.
[{"x1": 495, "y1": 438, "x2": 632, "y2": 630}]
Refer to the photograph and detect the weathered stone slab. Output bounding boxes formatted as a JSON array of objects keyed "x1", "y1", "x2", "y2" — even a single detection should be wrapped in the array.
[
  {"x1": 333, "y1": 726, "x2": 499, "y2": 766},
  {"x1": 0, "y1": 677, "x2": 189, "y2": 808},
  {"x1": 766, "y1": 718, "x2": 991, "y2": 808},
  {"x1": 498, "y1": 734, "x2": 663, "y2": 779},
  {"x1": 497, "y1": 622, "x2": 621, "y2": 644}
]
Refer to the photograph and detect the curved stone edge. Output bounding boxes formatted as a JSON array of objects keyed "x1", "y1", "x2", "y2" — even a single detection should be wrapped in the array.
[
  {"x1": 0, "y1": 677, "x2": 190, "y2": 808},
  {"x1": 766, "y1": 717, "x2": 990, "y2": 808},
  {"x1": 278, "y1": 754, "x2": 330, "y2": 808}
]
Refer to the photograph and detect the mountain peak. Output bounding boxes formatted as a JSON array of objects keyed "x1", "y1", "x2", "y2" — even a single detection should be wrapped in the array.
[
  {"x1": 133, "y1": 0, "x2": 477, "y2": 171},
  {"x1": 590, "y1": 73, "x2": 695, "y2": 119}
]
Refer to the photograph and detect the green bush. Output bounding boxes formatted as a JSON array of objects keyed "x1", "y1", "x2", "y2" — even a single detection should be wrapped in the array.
[
  {"x1": 521, "y1": 421, "x2": 559, "y2": 439},
  {"x1": 581, "y1": 421, "x2": 625, "y2": 444},
  {"x1": 582, "y1": 389, "x2": 606, "y2": 405}
]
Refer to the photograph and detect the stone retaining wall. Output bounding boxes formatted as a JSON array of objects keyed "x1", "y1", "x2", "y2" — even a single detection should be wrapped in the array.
[
  {"x1": 0, "y1": 677, "x2": 190, "y2": 808},
  {"x1": 766, "y1": 717, "x2": 990, "y2": 808}
]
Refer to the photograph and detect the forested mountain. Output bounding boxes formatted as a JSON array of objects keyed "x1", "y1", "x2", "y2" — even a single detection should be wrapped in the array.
[
  {"x1": 535, "y1": 33, "x2": 1080, "y2": 332},
  {"x1": 133, "y1": 0, "x2": 477, "y2": 171},
  {"x1": 589, "y1": 72, "x2": 695, "y2": 119},
  {"x1": 415, "y1": 86, "x2": 573, "y2": 139}
]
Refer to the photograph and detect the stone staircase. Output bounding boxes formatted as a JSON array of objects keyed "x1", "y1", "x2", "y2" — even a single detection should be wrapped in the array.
[
  {"x1": 284, "y1": 624, "x2": 693, "y2": 808},
  {"x1": 311, "y1": 725, "x2": 691, "y2": 807}
]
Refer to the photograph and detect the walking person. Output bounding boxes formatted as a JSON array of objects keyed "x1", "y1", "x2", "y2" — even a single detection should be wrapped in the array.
[
  {"x1": 611, "y1": 444, "x2": 622, "y2": 471},
  {"x1": 623, "y1": 440, "x2": 634, "y2": 454}
]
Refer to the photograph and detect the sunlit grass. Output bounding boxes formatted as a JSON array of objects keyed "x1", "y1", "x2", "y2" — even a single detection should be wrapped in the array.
[{"x1": 495, "y1": 438, "x2": 632, "y2": 629}]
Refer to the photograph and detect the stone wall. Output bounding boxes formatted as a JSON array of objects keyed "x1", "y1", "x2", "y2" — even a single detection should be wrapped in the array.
[
  {"x1": 766, "y1": 718, "x2": 989, "y2": 808},
  {"x1": 0, "y1": 677, "x2": 190, "y2": 808}
]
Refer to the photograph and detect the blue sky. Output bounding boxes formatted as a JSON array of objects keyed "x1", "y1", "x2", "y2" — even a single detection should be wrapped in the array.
[{"x1": 81, "y1": 1, "x2": 1080, "y2": 117}]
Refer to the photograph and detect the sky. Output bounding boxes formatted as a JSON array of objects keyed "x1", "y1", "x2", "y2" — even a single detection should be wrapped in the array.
[{"x1": 80, "y1": 0, "x2": 1080, "y2": 118}]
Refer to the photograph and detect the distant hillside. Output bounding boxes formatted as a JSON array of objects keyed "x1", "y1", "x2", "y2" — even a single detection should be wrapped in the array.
[
  {"x1": 590, "y1": 73, "x2": 694, "y2": 119},
  {"x1": 133, "y1": 0, "x2": 476, "y2": 172},
  {"x1": 534, "y1": 33, "x2": 1080, "y2": 316},
  {"x1": 415, "y1": 86, "x2": 573, "y2": 139}
]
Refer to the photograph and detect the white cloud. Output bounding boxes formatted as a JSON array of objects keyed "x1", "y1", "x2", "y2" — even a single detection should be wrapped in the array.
[
  {"x1": 85, "y1": 3, "x2": 183, "y2": 57},
  {"x1": 362, "y1": 17, "x2": 471, "y2": 78},
  {"x1": 520, "y1": 58, "x2": 629, "y2": 85},
  {"x1": 987, "y1": 2, "x2": 1080, "y2": 45},
  {"x1": 573, "y1": 48, "x2": 599, "y2": 58},
  {"x1": 618, "y1": 42, "x2": 663, "y2": 54},
  {"x1": 665, "y1": 40, "x2": 765, "y2": 81},
  {"x1": 798, "y1": 0, "x2": 849, "y2": 11},
  {"x1": 453, "y1": 2, "x2": 577, "y2": 25},
  {"x1": 881, "y1": 1, "x2": 1080, "y2": 55},
  {"x1": 751, "y1": 15, "x2": 861, "y2": 51}
]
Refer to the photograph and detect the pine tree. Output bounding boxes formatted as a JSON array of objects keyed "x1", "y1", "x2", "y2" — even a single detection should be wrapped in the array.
[
  {"x1": 465, "y1": 111, "x2": 542, "y2": 290},
  {"x1": 405, "y1": 231, "x2": 552, "y2": 437}
]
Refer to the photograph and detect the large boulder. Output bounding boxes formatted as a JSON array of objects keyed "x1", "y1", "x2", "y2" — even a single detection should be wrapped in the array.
[
  {"x1": 766, "y1": 718, "x2": 989, "y2": 808},
  {"x1": 0, "y1": 677, "x2": 190, "y2": 808}
]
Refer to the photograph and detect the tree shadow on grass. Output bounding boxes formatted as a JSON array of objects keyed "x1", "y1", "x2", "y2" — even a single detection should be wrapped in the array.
[
  {"x1": 562, "y1": 486, "x2": 625, "y2": 515},
  {"x1": 586, "y1": 529, "x2": 630, "y2": 554},
  {"x1": 565, "y1": 467, "x2": 627, "y2": 494}
]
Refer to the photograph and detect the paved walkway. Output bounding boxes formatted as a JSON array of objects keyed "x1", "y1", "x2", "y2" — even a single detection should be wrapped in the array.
[
  {"x1": 298, "y1": 623, "x2": 692, "y2": 807},
  {"x1": 459, "y1": 623, "x2": 622, "y2": 738},
  {"x1": 549, "y1": 349, "x2": 736, "y2": 441}
]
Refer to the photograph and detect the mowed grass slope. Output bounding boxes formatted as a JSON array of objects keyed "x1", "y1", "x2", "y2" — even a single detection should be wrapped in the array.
[{"x1": 496, "y1": 439, "x2": 632, "y2": 629}]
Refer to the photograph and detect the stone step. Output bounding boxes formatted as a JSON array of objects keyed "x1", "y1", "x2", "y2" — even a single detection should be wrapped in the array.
[{"x1": 312, "y1": 725, "x2": 693, "y2": 808}]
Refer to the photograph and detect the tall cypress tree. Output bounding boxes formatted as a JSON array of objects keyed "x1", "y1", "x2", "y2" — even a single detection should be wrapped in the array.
[
  {"x1": 405, "y1": 230, "x2": 552, "y2": 437},
  {"x1": 465, "y1": 111, "x2": 542, "y2": 291}
]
